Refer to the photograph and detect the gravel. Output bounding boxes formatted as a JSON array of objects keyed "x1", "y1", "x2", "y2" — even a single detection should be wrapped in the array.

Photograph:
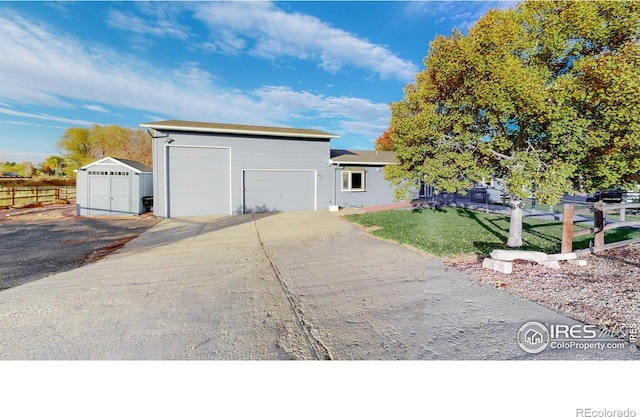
[
  {"x1": 0, "y1": 206, "x2": 160, "y2": 290},
  {"x1": 447, "y1": 245, "x2": 640, "y2": 347}
]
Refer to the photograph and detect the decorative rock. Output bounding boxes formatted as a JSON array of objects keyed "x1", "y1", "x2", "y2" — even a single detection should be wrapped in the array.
[
  {"x1": 568, "y1": 259, "x2": 588, "y2": 267},
  {"x1": 490, "y1": 250, "x2": 548, "y2": 263},
  {"x1": 482, "y1": 258, "x2": 513, "y2": 274},
  {"x1": 539, "y1": 260, "x2": 561, "y2": 270},
  {"x1": 547, "y1": 252, "x2": 577, "y2": 261}
]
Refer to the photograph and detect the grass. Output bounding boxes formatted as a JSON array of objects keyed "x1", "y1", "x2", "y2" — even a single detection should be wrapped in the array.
[{"x1": 346, "y1": 207, "x2": 640, "y2": 257}]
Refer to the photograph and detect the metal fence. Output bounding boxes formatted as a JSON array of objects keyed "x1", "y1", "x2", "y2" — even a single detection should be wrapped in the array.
[{"x1": 0, "y1": 186, "x2": 76, "y2": 208}]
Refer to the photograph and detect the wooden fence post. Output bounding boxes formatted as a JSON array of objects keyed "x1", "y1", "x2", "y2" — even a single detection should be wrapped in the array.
[
  {"x1": 593, "y1": 201, "x2": 605, "y2": 253},
  {"x1": 11, "y1": 187, "x2": 15, "y2": 206},
  {"x1": 561, "y1": 204, "x2": 574, "y2": 253}
]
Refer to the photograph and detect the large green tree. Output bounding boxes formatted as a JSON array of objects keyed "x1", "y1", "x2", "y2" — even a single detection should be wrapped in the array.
[
  {"x1": 57, "y1": 125, "x2": 152, "y2": 174},
  {"x1": 56, "y1": 127, "x2": 94, "y2": 173},
  {"x1": 385, "y1": 0, "x2": 640, "y2": 247}
]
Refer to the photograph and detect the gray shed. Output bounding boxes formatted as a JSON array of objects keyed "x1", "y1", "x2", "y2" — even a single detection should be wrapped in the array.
[{"x1": 75, "y1": 157, "x2": 153, "y2": 216}]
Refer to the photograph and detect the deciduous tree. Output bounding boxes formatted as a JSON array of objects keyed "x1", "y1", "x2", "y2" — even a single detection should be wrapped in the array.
[
  {"x1": 57, "y1": 125, "x2": 152, "y2": 174},
  {"x1": 385, "y1": 0, "x2": 640, "y2": 247},
  {"x1": 374, "y1": 128, "x2": 394, "y2": 151}
]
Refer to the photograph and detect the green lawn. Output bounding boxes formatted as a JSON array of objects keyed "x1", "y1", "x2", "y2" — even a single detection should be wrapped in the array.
[{"x1": 346, "y1": 207, "x2": 640, "y2": 257}]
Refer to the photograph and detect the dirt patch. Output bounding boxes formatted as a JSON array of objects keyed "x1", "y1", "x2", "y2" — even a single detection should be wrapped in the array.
[
  {"x1": 83, "y1": 236, "x2": 139, "y2": 263},
  {"x1": 1, "y1": 203, "x2": 76, "y2": 221},
  {"x1": 0, "y1": 212, "x2": 160, "y2": 290}
]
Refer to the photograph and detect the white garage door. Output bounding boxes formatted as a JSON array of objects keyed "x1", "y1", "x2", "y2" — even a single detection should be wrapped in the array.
[
  {"x1": 168, "y1": 146, "x2": 230, "y2": 217},
  {"x1": 243, "y1": 170, "x2": 315, "y2": 213}
]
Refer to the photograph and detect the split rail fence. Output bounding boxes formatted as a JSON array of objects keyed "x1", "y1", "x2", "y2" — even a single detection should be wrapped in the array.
[
  {"x1": 561, "y1": 202, "x2": 640, "y2": 255},
  {"x1": 0, "y1": 186, "x2": 76, "y2": 208}
]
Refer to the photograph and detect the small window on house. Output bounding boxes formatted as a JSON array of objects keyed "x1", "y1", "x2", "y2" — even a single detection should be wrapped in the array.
[{"x1": 341, "y1": 169, "x2": 366, "y2": 191}]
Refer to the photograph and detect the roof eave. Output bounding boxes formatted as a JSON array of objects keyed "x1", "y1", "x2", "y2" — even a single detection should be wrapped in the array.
[
  {"x1": 329, "y1": 160, "x2": 397, "y2": 166},
  {"x1": 140, "y1": 123, "x2": 339, "y2": 140},
  {"x1": 75, "y1": 156, "x2": 145, "y2": 173}
]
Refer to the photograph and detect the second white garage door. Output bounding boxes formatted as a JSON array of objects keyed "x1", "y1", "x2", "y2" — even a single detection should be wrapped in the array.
[{"x1": 243, "y1": 170, "x2": 316, "y2": 213}]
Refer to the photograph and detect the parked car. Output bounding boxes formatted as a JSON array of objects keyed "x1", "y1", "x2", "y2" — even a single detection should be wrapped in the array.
[
  {"x1": 586, "y1": 188, "x2": 640, "y2": 203},
  {"x1": 586, "y1": 189, "x2": 621, "y2": 203}
]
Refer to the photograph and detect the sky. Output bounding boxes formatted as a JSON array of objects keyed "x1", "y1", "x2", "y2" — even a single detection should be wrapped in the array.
[{"x1": 0, "y1": 1, "x2": 517, "y2": 165}]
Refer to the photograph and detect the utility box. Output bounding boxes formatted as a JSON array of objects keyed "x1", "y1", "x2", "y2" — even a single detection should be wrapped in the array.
[{"x1": 75, "y1": 157, "x2": 153, "y2": 216}]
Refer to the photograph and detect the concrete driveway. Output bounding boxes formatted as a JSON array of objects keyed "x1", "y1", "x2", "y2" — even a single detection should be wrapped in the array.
[{"x1": 0, "y1": 211, "x2": 636, "y2": 359}]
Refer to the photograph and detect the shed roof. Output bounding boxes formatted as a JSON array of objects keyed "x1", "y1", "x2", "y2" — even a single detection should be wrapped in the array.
[
  {"x1": 76, "y1": 157, "x2": 152, "y2": 173},
  {"x1": 140, "y1": 119, "x2": 338, "y2": 140},
  {"x1": 330, "y1": 149, "x2": 397, "y2": 165}
]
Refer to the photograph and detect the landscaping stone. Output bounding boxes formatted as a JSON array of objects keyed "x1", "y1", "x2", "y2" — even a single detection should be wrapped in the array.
[
  {"x1": 490, "y1": 249, "x2": 548, "y2": 263},
  {"x1": 482, "y1": 257, "x2": 513, "y2": 274},
  {"x1": 547, "y1": 252, "x2": 577, "y2": 261},
  {"x1": 539, "y1": 260, "x2": 561, "y2": 270}
]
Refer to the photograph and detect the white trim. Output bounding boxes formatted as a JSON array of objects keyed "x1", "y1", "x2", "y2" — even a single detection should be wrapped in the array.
[
  {"x1": 164, "y1": 144, "x2": 232, "y2": 217},
  {"x1": 75, "y1": 156, "x2": 147, "y2": 173},
  {"x1": 241, "y1": 168, "x2": 317, "y2": 213},
  {"x1": 329, "y1": 159, "x2": 395, "y2": 166},
  {"x1": 341, "y1": 170, "x2": 367, "y2": 192},
  {"x1": 140, "y1": 123, "x2": 338, "y2": 140}
]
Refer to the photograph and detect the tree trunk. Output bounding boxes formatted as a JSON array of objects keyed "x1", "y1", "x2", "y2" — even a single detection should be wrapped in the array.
[{"x1": 507, "y1": 198, "x2": 524, "y2": 247}]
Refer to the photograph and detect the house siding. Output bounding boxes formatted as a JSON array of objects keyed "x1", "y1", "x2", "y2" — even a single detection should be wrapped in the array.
[
  {"x1": 333, "y1": 165, "x2": 397, "y2": 208},
  {"x1": 150, "y1": 130, "x2": 333, "y2": 217}
]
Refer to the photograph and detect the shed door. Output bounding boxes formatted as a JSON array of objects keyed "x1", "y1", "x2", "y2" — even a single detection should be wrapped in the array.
[
  {"x1": 88, "y1": 176, "x2": 110, "y2": 215},
  {"x1": 167, "y1": 147, "x2": 230, "y2": 217},
  {"x1": 110, "y1": 176, "x2": 131, "y2": 214},
  {"x1": 88, "y1": 173, "x2": 131, "y2": 215},
  {"x1": 243, "y1": 170, "x2": 315, "y2": 213}
]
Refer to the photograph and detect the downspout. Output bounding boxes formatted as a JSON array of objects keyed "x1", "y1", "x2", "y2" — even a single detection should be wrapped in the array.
[
  {"x1": 164, "y1": 142, "x2": 169, "y2": 218},
  {"x1": 333, "y1": 164, "x2": 344, "y2": 209}
]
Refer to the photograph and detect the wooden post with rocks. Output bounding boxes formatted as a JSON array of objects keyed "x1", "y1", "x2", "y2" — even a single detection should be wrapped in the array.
[{"x1": 561, "y1": 204, "x2": 574, "y2": 253}]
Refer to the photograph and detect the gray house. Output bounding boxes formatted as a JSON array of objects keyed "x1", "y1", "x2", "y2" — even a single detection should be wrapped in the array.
[
  {"x1": 329, "y1": 149, "x2": 399, "y2": 208},
  {"x1": 75, "y1": 157, "x2": 153, "y2": 216},
  {"x1": 140, "y1": 119, "x2": 404, "y2": 218}
]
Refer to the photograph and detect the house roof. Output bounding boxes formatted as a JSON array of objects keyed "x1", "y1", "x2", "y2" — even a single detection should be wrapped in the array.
[
  {"x1": 76, "y1": 157, "x2": 152, "y2": 173},
  {"x1": 330, "y1": 149, "x2": 397, "y2": 165},
  {"x1": 140, "y1": 119, "x2": 338, "y2": 140}
]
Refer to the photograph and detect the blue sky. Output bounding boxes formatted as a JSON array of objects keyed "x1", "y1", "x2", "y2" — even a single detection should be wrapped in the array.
[{"x1": 0, "y1": 1, "x2": 516, "y2": 165}]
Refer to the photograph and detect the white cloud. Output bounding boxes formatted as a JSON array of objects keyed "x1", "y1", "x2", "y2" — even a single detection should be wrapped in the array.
[
  {"x1": 0, "y1": 120, "x2": 68, "y2": 130},
  {"x1": 339, "y1": 120, "x2": 388, "y2": 144},
  {"x1": 106, "y1": 7, "x2": 189, "y2": 40},
  {"x1": 84, "y1": 104, "x2": 108, "y2": 113},
  {"x1": 252, "y1": 86, "x2": 390, "y2": 138},
  {"x1": 193, "y1": 2, "x2": 417, "y2": 80},
  {"x1": 403, "y1": 1, "x2": 520, "y2": 32},
  {"x1": 0, "y1": 107, "x2": 95, "y2": 126},
  {"x1": 0, "y1": 10, "x2": 389, "y2": 141}
]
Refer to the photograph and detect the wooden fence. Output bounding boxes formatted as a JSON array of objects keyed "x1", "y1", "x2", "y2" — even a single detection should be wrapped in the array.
[
  {"x1": 0, "y1": 186, "x2": 76, "y2": 208},
  {"x1": 561, "y1": 202, "x2": 640, "y2": 254}
]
